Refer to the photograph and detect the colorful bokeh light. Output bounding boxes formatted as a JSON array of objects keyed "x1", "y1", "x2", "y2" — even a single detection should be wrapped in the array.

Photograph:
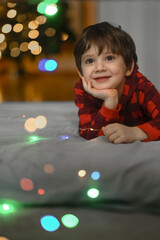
[
  {"x1": 78, "y1": 169, "x2": 86, "y2": 178},
  {"x1": 61, "y1": 214, "x2": 79, "y2": 228},
  {"x1": 40, "y1": 215, "x2": 60, "y2": 232},
  {"x1": 44, "y1": 164, "x2": 54, "y2": 174},
  {"x1": 38, "y1": 58, "x2": 58, "y2": 72},
  {"x1": 91, "y1": 171, "x2": 100, "y2": 180},
  {"x1": 45, "y1": 59, "x2": 57, "y2": 71},
  {"x1": 0, "y1": 203, "x2": 15, "y2": 214},
  {"x1": 87, "y1": 188, "x2": 100, "y2": 199},
  {"x1": 20, "y1": 178, "x2": 34, "y2": 191}
]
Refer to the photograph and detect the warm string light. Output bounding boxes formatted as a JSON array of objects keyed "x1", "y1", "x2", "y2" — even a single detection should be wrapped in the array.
[{"x1": 79, "y1": 127, "x2": 101, "y2": 132}]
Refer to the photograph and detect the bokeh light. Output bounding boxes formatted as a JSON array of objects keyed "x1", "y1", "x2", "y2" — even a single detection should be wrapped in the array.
[
  {"x1": 87, "y1": 188, "x2": 100, "y2": 199},
  {"x1": 35, "y1": 115, "x2": 47, "y2": 129},
  {"x1": 13, "y1": 23, "x2": 23, "y2": 33},
  {"x1": 37, "y1": 2, "x2": 48, "y2": 14},
  {"x1": 0, "y1": 237, "x2": 9, "y2": 240},
  {"x1": 61, "y1": 214, "x2": 79, "y2": 228},
  {"x1": 59, "y1": 135, "x2": 70, "y2": 140},
  {"x1": 45, "y1": 4, "x2": 58, "y2": 16},
  {"x1": 28, "y1": 41, "x2": 39, "y2": 51},
  {"x1": 45, "y1": 59, "x2": 57, "y2": 71},
  {"x1": 0, "y1": 203, "x2": 15, "y2": 214},
  {"x1": 28, "y1": 30, "x2": 39, "y2": 39},
  {"x1": 2, "y1": 24, "x2": 12, "y2": 33},
  {"x1": 24, "y1": 117, "x2": 37, "y2": 132},
  {"x1": 38, "y1": 58, "x2": 58, "y2": 72},
  {"x1": 20, "y1": 178, "x2": 34, "y2": 191},
  {"x1": 28, "y1": 20, "x2": 39, "y2": 30},
  {"x1": 20, "y1": 42, "x2": 28, "y2": 52},
  {"x1": 78, "y1": 170, "x2": 86, "y2": 178},
  {"x1": 44, "y1": 164, "x2": 54, "y2": 174},
  {"x1": 40, "y1": 215, "x2": 60, "y2": 232},
  {"x1": 36, "y1": 15, "x2": 47, "y2": 25},
  {"x1": 7, "y1": 2, "x2": 16, "y2": 8},
  {"x1": 0, "y1": 34, "x2": 5, "y2": 43},
  {"x1": 10, "y1": 47, "x2": 20, "y2": 57},
  {"x1": 45, "y1": 27, "x2": 56, "y2": 37},
  {"x1": 38, "y1": 188, "x2": 45, "y2": 195},
  {"x1": 91, "y1": 171, "x2": 100, "y2": 180},
  {"x1": 7, "y1": 9, "x2": 17, "y2": 18},
  {"x1": 38, "y1": 58, "x2": 47, "y2": 71}
]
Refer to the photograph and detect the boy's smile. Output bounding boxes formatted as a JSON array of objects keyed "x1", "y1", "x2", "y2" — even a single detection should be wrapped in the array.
[{"x1": 80, "y1": 45, "x2": 133, "y2": 96}]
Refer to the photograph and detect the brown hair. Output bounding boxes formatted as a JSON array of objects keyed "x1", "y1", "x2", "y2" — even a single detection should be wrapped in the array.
[{"x1": 74, "y1": 22, "x2": 138, "y2": 75}]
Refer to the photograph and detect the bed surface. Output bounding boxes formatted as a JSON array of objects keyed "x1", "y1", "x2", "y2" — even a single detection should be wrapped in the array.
[{"x1": 0, "y1": 101, "x2": 160, "y2": 239}]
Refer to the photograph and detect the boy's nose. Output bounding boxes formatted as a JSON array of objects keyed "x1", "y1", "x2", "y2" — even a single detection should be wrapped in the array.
[{"x1": 95, "y1": 60, "x2": 106, "y2": 71}]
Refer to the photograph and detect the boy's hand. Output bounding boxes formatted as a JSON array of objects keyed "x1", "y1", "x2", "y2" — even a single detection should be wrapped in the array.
[
  {"x1": 81, "y1": 77, "x2": 118, "y2": 109},
  {"x1": 102, "y1": 123, "x2": 148, "y2": 144}
]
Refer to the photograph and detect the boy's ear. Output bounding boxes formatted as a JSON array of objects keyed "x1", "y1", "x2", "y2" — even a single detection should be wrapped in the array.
[{"x1": 126, "y1": 60, "x2": 134, "y2": 77}]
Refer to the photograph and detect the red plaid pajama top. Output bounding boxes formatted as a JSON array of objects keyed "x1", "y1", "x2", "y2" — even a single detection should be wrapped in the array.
[{"x1": 74, "y1": 65, "x2": 160, "y2": 142}]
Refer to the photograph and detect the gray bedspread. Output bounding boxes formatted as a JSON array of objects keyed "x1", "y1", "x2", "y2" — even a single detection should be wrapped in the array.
[{"x1": 0, "y1": 101, "x2": 160, "y2": 212}]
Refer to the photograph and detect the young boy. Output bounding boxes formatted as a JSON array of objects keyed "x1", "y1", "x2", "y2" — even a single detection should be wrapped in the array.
[{"x1": 74, "y1": 22, "x2": 160, "y2": 143}]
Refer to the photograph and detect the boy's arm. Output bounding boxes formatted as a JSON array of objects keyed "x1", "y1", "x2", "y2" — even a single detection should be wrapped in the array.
[
  {"x1": 74, "y1": 79, "x2": 120, "y2": 140},
  {"x1": 135, "y1": 80, "x2": 160, "y2": 142}
]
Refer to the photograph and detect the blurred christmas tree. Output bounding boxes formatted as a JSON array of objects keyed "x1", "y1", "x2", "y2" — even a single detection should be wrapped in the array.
[{"x1": 0, "y1": 0, "x2": 75, "y2": 61}]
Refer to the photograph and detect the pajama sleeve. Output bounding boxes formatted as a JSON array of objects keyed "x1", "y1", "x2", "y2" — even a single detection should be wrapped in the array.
[
  {"x1": 136, "y1": 80, "x2": 160, "y2": 142},
  {"x1": 74, "y1": 79, "x2": 120, "y2": 140}
]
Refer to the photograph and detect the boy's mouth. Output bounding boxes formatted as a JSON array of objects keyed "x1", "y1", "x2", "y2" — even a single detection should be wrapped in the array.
[{"x1": 93, "y1": 76, "x2": 111, "y2": 82}]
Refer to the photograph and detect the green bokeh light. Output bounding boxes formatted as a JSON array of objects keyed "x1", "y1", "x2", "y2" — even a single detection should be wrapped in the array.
[
  {"x1": 44, "y1": 0, "x2": 59, "y2": 4},
  {"x1": 0, "y1": 203, "x2": 15, "y2": 214},
  {"x1": 37, "y1": 2, "x2": 48, "y2": 14},
  {"x1": 87, "y1": 188, "x2": 100, "y2": 199},
  {"x1": 45, "y1": 5, "x2": 58, "y2": 16},
  {"x1": 61, "y1": 214, "x2": 79, "y2": 228}
]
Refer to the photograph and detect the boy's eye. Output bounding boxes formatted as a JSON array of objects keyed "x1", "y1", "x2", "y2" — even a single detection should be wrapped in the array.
[
  {"x1": 86, "y1": 58, "x2": 94, "y2": 64},
  {"x1": 106, "y1": 55, "x2": 114, "y2": 61}
]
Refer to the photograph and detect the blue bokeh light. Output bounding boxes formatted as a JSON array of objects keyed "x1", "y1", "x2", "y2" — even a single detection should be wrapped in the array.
[
  {"x1": 45, "y1": 59, "x2": 58, "y2": 71},
  {"x1": 40, "y1": 215, "x2": 60, "y2": 232},
  {"x1": 91, "y1": 171, "x2": 100, "y2": 180},
  {"x1": 59, "y1": 135, "x2": 71, "y2": 140},
  {"x1": 38, "y1": 59, "x2": 47, "y2": 71},
  {"x1": 38, "y1": 59, "x2": 58, "y2": 72}
]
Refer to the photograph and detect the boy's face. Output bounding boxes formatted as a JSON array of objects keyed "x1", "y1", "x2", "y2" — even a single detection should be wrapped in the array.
[{"x1": 79, "y1": 45, "x2": 133, "y2": 95}]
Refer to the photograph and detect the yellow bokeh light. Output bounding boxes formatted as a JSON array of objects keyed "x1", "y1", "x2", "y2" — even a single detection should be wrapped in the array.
[
  {"x1": 78, "y1": 170, "x2": 86, "y2": 178},
  {"x1": 24, "y1": 118, "x2": 37, "y2": 132},
  {"x1": 61, "y1": 32, "x2": 69, "y2": 41},
  {"x1": 0, "y1": 237, "x2": 9, "y2": 240},
  {"x1": 20, "y1": 42, "x2": 28, "y2": 52},
  {"x1": 36, "y1": 15, "x2": 47, "y2": 25},
  {"x1": 7, "y1": 9, "x2": 17, "y2": 18},
  {"x1": 0, "y1": 34, "x2": 5, "y2": 43},
  {"x1": 10, "y1": 47, "x2": 20, "y2": 57},
  {"x1": 45, "y1": 28, "x2": 56, "y2": 37},
  {"x1": 28, "y1": 41, "x2": 39, "y2": 51},
  {"x1": 13, "y1": 23, "x2": 23, "y2": 33},
  {"x1": 7, "y1": 2, "x2": 16, "y2": 8},
  {"x1": 28, "y1": 30, "x2": 39, "y2": 39},
  {"x1": 31, "y1": 45, "x2": 42, "y2": 55},
  {"x1": 28, "y1": 20, "x2": 39, "y2": 30},
  {"x1": 2, "y1": 24, "x2": 12, "y2": 34},
  {"x1": 0, "y1": 42, "x2": 7, "y2": 51},
  {"x1": 35, "y1": 115, "x2": 47, "y2": 129}
]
